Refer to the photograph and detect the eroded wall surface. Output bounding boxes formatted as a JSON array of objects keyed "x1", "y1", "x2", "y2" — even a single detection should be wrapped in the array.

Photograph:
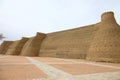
[
  {"x1": 5, "y1": 38, "x2": 29, "y2": 55},
  {"x1": 20, "y1": 32, "x2": 46, "y2": 56},
  {"x1": 0, "y1": 41, "x2": 13, "y2": 54},
  {"x1": 39, "y1": 24, "x2": 99, "y2": 59},
  {"x1": 87, "y1": 12, "x2": 120, "y2": 62}
]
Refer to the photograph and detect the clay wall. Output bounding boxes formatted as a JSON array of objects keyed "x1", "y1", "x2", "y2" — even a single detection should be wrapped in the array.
[
  {"x1": 39, "y1": 24, "x2": 99, "y2": 59},
  {"x1": 86, "y1": 12, "x2": 120, "y2": 63},
  {"x1": 0, "y1": 41, "x2": 13, "y2": 54},
  {"x1": 1, "y1": 11, "x2": 120, "y2": 63},
  {"x1": 5, "y1": 37, "x2": 29, "y2": 55},
  {"x1": 20, "y1": 32, "x2": 46, "y2": 56}
]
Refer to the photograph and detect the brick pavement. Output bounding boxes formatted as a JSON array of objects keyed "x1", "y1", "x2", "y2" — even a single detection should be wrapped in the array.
[{"x1": 0, "y1": 55, "x2": 120, "y2": 80}]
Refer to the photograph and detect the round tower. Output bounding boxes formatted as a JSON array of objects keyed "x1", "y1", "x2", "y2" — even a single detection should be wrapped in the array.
[
  {"x1": 86, "y1": 12, "x2": 120, "y2": 63},
  {"x1": 101, "y1": 12, "x2": 116, "y2": 23}
]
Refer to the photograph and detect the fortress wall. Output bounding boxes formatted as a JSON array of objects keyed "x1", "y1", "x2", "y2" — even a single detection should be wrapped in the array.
[
  {"x1": 0, "y1": 41, "x2": 13, "y2": 54},
  {"x1": 87, "y1": 12, "x2": 120, "y2": 63},
  {"x1": 39, "y1": 24, "x2": 99, "y2": 59},
  {"x1": 5, "y1": 37, "x2": 29, "y2": 55},
  {"x1": 0, "y1": 11, "x2": 119, "y2": 63},
  {"x1": 20, "y1": 32, "x2": 46, "y2": 56},
  {"x1": 5, "y1": 40, "x2": 20, "y2": 55},
  {"x1": 14, "y1": 37, "x2": 29, "y2": 55}
]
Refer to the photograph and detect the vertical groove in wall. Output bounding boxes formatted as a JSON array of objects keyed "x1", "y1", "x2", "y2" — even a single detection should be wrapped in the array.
[
  {"x1": 5, "y1": 37, "x2": 29, "y2": 55},
  {"x1": 20, "y1": 32, "x2": 46, "y2": 56},
  {"x1": 0, "y1": 41, "x2": 13, "y2": 54}
]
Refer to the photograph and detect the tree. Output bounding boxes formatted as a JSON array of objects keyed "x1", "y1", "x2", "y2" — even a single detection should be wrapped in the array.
[{"x1": 0, "y1": 34, "x2": 5, "y2": 40}]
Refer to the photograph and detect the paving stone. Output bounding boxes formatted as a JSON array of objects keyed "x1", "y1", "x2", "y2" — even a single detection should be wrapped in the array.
[
  {"x1": 0, "y1": 56, "x2": 30, "y2": 63},
  {"x1": 51, "y1": 64, "x2": 120, "y2": 75},
  {"x1": 0, "y1": 65, "x2": 47, "y2": 80},
  {"x1": 0, "y1": 56, "x2": 120, "y2": 80}
]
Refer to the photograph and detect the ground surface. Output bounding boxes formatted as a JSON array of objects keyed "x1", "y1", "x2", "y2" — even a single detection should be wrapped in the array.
[{"x1": 0, "y1": 55, "x2": 120, "y2": 80}]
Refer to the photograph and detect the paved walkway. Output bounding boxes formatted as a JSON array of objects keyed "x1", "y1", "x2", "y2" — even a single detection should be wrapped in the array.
[{"x1": 0, "y1": 55, "x2": 120, "y2": 80}]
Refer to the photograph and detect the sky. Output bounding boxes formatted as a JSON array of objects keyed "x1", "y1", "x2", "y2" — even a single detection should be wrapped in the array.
[{"x1": 0, "y1": 0, "x2": 120, "y2": 43}]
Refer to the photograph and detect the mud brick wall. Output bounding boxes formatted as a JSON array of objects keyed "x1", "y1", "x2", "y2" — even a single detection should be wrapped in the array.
[
  {"x1": 1, "y1": 11, "x2": 120, "y2": 63},
  {"x1": 20, "y1": 32, "x2": 46, "y2": 56},
  {"x1": 39, "y1": 24, "x2": 99, "y2": 59},
  {"x1": 0, "y1": 41, "x2": 13, "y2": 54},
  {"x1": 5, "y1": 37, "x2": 29, "y2": 55},
  {"x1": 87, "y1": 12, "x2": 120, "y2": 63}
]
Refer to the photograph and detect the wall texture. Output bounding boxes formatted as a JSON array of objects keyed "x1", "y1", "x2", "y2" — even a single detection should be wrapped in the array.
[
  {"x1": 0, "y1": 41, "x2": 13, "y2": 54},
  {"x1": 39, "y1": 24, "x2": 98, "y2": 59},
  {"x1": 86, "y1": 12, "x2": 120, "y2": 63},
  {"x1": 20, "y1": 32, "x2": 46, "y2": 56},
  {"x1": 5, "y1": 37, "x2": 29, "y2": 55}
]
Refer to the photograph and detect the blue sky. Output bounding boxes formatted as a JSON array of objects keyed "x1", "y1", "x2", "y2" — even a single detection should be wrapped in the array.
[{"x1": 0, "y1": 0, "x2": 120, "y2": 42}]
